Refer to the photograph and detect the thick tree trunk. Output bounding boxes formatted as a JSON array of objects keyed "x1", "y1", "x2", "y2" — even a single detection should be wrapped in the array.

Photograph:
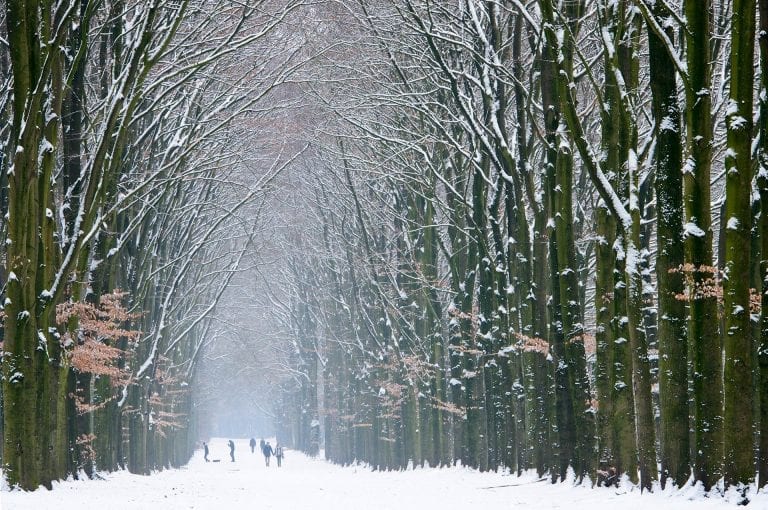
[
  {"x1": 2, "y1": 0, "x2": 70, "y2": 489},
  {"x1": 647, "y1": 0, "x2": 689, "y2": 489},
  {"x1": 722, "y1": 0, "x2": 756, "y2": 489}
]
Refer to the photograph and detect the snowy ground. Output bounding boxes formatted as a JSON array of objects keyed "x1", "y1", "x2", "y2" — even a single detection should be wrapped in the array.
[{"x1": 3, "y1": 438, "x2": 767, "y2": 509}]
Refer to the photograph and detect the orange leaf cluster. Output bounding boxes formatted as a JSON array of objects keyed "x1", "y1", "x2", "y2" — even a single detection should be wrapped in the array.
[
  {"x1": 57, "y1": 290, "x2": 142, "y2": 344},
  {"x1": 400, "y1": 354, "x2": 435, "y2": 381},
  {"x1": 670, "y1": 264, "x2": 722, "y2": 303},
  {"x1": 73, "y1": 394, "x2": 113, "y2": 415},
  {"x1": 70, "y1": 340, "x2": 129, "y2": 383},
  {"x1": 56, "y1": 291, "x2": 141, "y2": 404},
  {"x1": 447, "y1": 344, "x2": 484, "y2": 356},
  {"x1": 151, "y1": 409, "x2": 187, "y2": 438},
  {"x1": 670, "y1": 264, "x2": 762, "y2": 314},
  {"x1": 428, "y1": 395, "x2": 464, "y2": 417},
  {"x1": 374, "y1": 380, "x2": 407, "y2": 419},
  {"x1": 513, "y1": 332, "x2": 551, "y2": 357}
]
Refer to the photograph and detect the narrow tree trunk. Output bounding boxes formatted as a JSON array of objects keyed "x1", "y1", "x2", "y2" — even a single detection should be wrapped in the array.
[
  {"x1": 683, "y1": 0, "x2": 723, "y2": 489},
  {"x1": 594, "y1": 205, "x2": 616, "y2": 484},
  {"x1": 620, "y1": 9, "x2": 657, "y2": 491},
  {"x1": 758, "y1": 0, "x2": 768, "y2": 488},
  {"x1": 555, "y1": 136, "x2": 595, "y2": 480},
  {"x1": 468, "y1": 161, "x2": 490, "y2": 471}
]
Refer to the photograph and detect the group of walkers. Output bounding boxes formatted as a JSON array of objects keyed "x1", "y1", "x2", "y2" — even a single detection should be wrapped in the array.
[
  {"x1": 202, "y1": 438, "x2": 284, "y2": 467},
  {"x1": 251, "y1": 438, "x2": 284, "y2": 467}
]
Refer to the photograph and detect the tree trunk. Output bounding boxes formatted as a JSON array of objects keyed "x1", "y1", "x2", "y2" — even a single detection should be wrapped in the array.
[
  {"x1": 683, "y1": 0, "x2": 723, "y2": 490},
  {"x1": 758, "y1": 0, "x2": 768, "y2": 488},
  {"x1": 594, "y1": 205, "x2": 617, "y2": 484},
  {"x1": 647, "y1": 0, "x2": 689, "y2": 488},
  {"x1": 722, "y1": 0, "x2": 756, "y2": 489},
  {"x1": 555, "y1": 136, "x2": 595, "y2": 480},
  {"x1": 618, "y1": 7, "x2": 657, "y2": 491}
]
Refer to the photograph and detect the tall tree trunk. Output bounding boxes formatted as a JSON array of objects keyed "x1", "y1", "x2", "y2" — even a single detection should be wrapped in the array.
[
  {"x1": 647, "y1": 0, "x2": 689, "y2": 489},
  {"x1": 722, "y1": 0, "x2": 756, "y2": 490},
  {"x1": 544, "y1": 0, "x2": 597, "y2": 481},
  {"x1": 541, "y1": 34, "x2": 569, "y2": 478},
  {"x1": 683, "y1": 0, "x2": 723, "y2": 490},
  {"x1": 555, "y1": 136, "x2": 595, "y2": 480},
  {"x1": 468, "y1": 158, "x2": 490, "y2": 471},
  {"x1": 758, "y1": 0, "x2": 768, "y2": 488},
  {"x1": 618, "y1": 5, "x2": 657, "y2": 492},
  {"x1": 2, "y1": 0, "x2": 72, "y2": 489},
  {"x1": 594, "y1": 205, "x2": 618, "y2": 484}
]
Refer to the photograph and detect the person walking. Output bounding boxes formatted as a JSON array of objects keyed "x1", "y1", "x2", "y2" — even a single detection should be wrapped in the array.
[
  {"x1": 228, "y1": 439, "x2": 235, "y2": 462},
  {"x1": 262, "y1": 441, "x2": 274, "y2": 466},
  {"x1": 249, "y1": 437, "x2": 257, "y2": 453},
  {"x1": 259, "y1": 438, "x2": 265, "y2": 453},
  {"x1": 274, "y1": 443, "x2": 284, "y2": 467},
  {"x1": 203, "y1": 442, "x2": 210, "y2": 462}
]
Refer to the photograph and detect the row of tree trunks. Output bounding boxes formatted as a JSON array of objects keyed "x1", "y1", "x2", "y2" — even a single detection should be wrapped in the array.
[
  {"x1": 1, "y1": 0, "x2": 255, "y2": 488},
  {"x1": 272, "y1": 1, "x2": 768, "y2": 498}
]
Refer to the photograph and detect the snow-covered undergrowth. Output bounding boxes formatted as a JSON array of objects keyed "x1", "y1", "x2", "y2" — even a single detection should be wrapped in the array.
[{"x1": 2, "y1": 438, "x2": 766, "y2": 509}]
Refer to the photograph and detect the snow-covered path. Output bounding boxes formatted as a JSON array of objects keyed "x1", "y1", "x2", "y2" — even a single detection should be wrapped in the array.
[{"x1": 3, "y1": 438, "x2": 766, "y2": 509}]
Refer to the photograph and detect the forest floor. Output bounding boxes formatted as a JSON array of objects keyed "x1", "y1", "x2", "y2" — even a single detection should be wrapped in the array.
[{"x1": 2, "y1": 437, "x2": 767, "y2": 509}]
